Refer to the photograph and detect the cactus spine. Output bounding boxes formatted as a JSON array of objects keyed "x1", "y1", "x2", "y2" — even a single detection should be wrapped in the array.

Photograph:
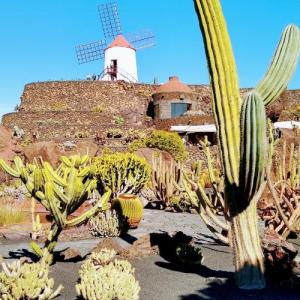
[{"x1": 194, "y1": 0, "x2": 300, "y2": 289}]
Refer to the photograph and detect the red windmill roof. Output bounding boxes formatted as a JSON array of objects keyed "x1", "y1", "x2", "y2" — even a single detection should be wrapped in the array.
[
  {"x1": 106, "y1": 35, "x2": 135, "y2": 50},
  {"x1": 155, "y1": 76, "x2": 193, "y2": 94}
]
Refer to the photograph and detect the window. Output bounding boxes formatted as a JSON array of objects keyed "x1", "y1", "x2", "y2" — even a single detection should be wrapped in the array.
[{"x1": 171, "y1": 103, "x2": 190, "y2": 117}]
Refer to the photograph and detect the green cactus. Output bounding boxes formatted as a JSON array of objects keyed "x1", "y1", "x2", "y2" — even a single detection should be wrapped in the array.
[
  {"x1": 256, "y1": 25, "x2": 300, "y2": 107},
  {"x1": 239, "y1": 92, "x2": 267, "y2": 207},
  {"x1": 76, "y1": 249, "x2": 140, "y2": 300},
  {"x1": 194, "y1": 0, "x2": 300, "y2": 289},
  {"x1": 92, "y1": 152, "x2": 151, "y2": 198},
  {"x1": 0, "y1": 257, "x2": 63, "y2": 299},
  {"x1": 0, "y1": 155, "x2": 111, "y2": 258}
]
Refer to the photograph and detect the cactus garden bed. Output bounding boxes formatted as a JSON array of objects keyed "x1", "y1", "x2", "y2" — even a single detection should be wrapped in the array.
[{"x1": 1, "y1": 209, "x2": 300, "y2": 299}]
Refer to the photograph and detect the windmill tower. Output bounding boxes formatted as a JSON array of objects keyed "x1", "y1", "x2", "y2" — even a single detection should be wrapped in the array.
[{"x1": 75, "y1": 2, "x2": 155, "y2": 83}]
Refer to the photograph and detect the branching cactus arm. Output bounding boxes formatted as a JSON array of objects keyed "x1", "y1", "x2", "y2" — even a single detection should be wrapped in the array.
[{"x1": 256, "y1": 25, "x2": 300, "y2": 107}]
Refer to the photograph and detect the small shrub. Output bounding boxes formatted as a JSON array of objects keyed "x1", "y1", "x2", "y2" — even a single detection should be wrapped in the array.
[
  {"x1": 114, "y1": 116, "x2": 125, "y2": 125},
  {"x1": 92, "y1": 105, "x2": 104, "y2": 113},
  {"x1": 74, "y1": 130, "x2": 90, "y2": 138},
  {"x1": 76, "y1": 249, "x2": 140, "y2": 300},
  {"x1": 129, "y1": 130, "x2": 187, "y2": 161},
  {"x1": 92, "y1": 152, "x2": 151, "y2": 197}
]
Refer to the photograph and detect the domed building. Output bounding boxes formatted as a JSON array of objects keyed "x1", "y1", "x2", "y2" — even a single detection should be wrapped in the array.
[{"x1": 152, "y1": 76, "x2": 197, "y2": 119}]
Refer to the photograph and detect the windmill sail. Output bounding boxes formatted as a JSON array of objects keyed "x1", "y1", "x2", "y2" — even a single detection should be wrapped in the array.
[
  {"x1": 126, "y1": 30, "x2": 156, "y2": 50},
  {"x1": 98, "y1": 2, "x2": 122, "y2": 39},
  {"x1": 75, "y1": 40, "x2": 106, "y2": 64}
]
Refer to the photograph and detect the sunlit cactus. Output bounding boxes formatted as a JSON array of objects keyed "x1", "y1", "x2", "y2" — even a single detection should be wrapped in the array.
[
  {"x1": 194, "y1": 0, "x2": 300, "y2": 289},
  {"x1": 0, "y1": 155, "x2": 111, "y2": 258}
]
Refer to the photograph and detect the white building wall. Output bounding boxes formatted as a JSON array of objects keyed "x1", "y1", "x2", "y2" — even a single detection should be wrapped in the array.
[{"x1": 102, "y1": 46, "x2": 138, "y2": 82}]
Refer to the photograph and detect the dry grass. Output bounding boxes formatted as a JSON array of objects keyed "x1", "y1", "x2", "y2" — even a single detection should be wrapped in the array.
[{"x1": 0, "y1": 205, "x2": 25, "y2": 226}]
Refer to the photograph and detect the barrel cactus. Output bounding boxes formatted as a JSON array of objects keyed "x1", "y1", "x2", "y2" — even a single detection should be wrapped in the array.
[
  {"x1": 112, "y1": 194, "x2": 144, "y2": 228},
  {"x1": 194, "y1": 0, "x2": 300, "y2": 289}
]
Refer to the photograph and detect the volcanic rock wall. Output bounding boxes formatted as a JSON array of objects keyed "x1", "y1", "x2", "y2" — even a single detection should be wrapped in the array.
[{"x1": 2, "y1": 80, "x2": 299, "y2": 141}]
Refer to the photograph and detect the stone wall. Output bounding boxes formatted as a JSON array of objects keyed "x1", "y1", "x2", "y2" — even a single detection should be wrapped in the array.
[
  {"x1": 19, "y1": 80, "x2": 156, "y2": 114},
  {"x1": 2, "y1": 111, "x2": 151, "y2": 141},
  {"x1": 2, "y1": 80, "x2": 299, "y2": 141}
]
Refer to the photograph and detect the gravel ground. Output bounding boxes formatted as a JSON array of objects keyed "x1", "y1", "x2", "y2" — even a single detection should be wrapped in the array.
[{"x1": 1, "y1": 209, "x2": 300, "y2": 299}]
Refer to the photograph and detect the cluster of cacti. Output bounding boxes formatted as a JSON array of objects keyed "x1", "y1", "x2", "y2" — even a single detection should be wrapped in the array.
[
  {"x1": 112, "y1": 194, "x2": 143, "y2": 228},
  {"x1": 0, "y1": 155, "x2": 111, "y2": 257},
  {"x1": 194, "y1": 0, "x2": 300, "y2": 289},
  {"x1": 175, "y1": 243, "x2": 204, "y2": 266},
  {"x1": 264, "y1": 141, "x2": 300, "y2": 238},
  {"x1": 89, "y1": 209, "x2": 128, "y2": 237},
  {"x1": 92, "y1": 152, "x2": 151, "y2": 197},
  {"x1": 151, "y1": 152, "x2": 183, "y2": 206},
  {"x1": 274, "y1": 141, "x2": 300, "y2": 190},
  {"x1": 76, "y1": 249, "x2": 140, "y2": 300},
  {"x1": 175, "y1": 137, "x2": 230, "y2": 245},
  {"x1": 0, "y1": 257, "x2": 63, "y2": 299}
]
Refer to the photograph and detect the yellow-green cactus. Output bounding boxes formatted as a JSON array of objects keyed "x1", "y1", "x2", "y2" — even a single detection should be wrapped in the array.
[
  {"x1": 194, "y1": 0, "x2": 300, "y2": 289},
  {"x1": 112, "y1": 194, "x2": 143, "y2": 229},
  {"x1": 0, "y1": 259, "x2": 63, "y2": 299},
  {"x1": 89, "y1": 209, "x2": 128, "y2": 237},
  {"x1": 76, "y1": 249, "x2": 140, "y2": 300},
  {"x1": 92, "y1": 152, "x2": 151, "y2": 197},
  {"x1": 0, "y1": 155, "x2": 111, "y2": 258}
]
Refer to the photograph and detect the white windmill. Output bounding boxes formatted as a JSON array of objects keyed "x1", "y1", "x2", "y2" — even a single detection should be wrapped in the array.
[{"x1": 75, "y1": 1, "x2": 156, "y2": 83}]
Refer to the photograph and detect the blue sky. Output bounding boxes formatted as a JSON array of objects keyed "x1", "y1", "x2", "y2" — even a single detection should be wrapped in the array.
[{"x1": 0, "y1": 0, "x2": 299, "y2": 117}]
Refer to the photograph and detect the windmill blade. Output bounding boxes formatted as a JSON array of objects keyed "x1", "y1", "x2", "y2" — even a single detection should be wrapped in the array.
[
  {"x1": 98, "y1": 2, "x2": 122, "y2": 39},
  {"x1": 126, "y1": 29, "x2": 156, "y2": 50},
  {"x1": 75, "y1": 40, "x2": 106, "y2": 64}
]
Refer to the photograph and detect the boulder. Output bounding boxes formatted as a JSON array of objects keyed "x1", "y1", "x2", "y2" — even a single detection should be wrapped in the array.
[
  {"x1": 92, "y1": 238, "x2": 124, "y2": 254},
  {"x1": 24, "y1": 141, "x2": 61, "y2": 165},
  {"x1": 60, "y1": 247, "x2": 82, "y2": 262},
  {"x1": 0, "y1": 125, "x2": 18, "y2": 162},
  {"x1": 74, "y1": 141, "x2": 98, "y2": 158},
  {"x1": 135, "y1": 148, "x2": 173, "y2": 167},
  {"x1": 24, "y1": 140, "x2": 99, "y2": 166},
  {"x1": 119, "y1": 234, "x2": 159, "y2": 260},
  {"x1": 262, "y1": 230, "x2": 300, "y2": 280}
]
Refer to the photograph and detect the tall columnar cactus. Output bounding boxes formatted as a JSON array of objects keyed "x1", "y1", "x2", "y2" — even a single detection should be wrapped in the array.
[
  {"x1": 151, "y1": 152, "x2": 182, "y2": 206},
  {"x1": 194, "y1": 0, "x2": 300, "y2": 289},
  {"x1": 0, "y1": 155, "x2": 111, "y2": 258}
]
